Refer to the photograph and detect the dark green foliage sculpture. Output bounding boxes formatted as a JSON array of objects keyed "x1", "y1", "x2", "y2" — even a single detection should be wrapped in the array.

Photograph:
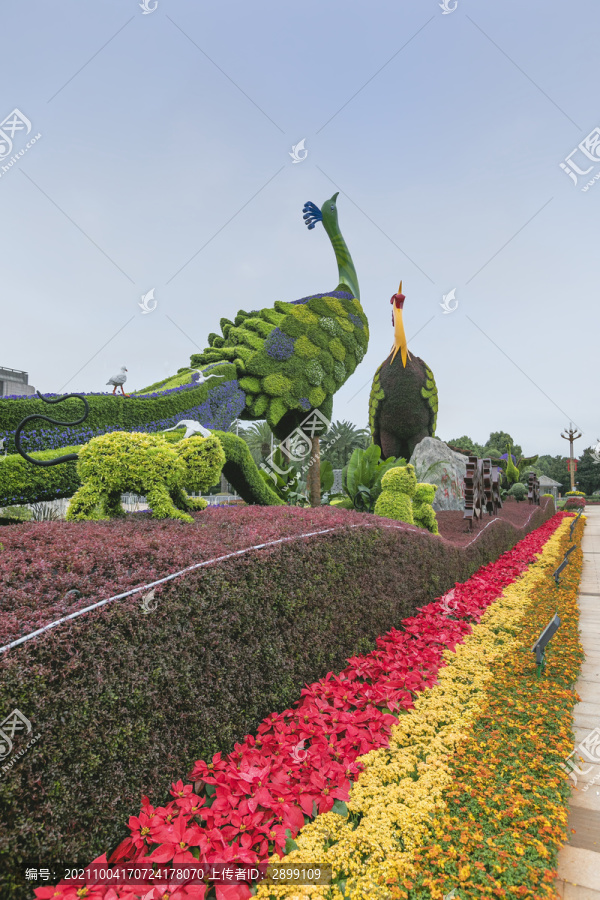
[
  {"x1": 191, "y1": 194, "x2": 368, "y2": 440},
  {"x1": 369, "y1": 283, "x2": 438, "y2": 460}
]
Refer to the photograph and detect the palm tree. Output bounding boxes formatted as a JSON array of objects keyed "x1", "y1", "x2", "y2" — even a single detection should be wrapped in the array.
[
  {"x1": 321, "y1": 420, "x2": 371, "y2": 469},
  {"x1": 240, "y1": 421, "x2": 275, "y2": 465}
]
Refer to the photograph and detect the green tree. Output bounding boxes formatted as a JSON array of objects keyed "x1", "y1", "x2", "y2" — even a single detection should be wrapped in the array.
[
  {"x1": 484, "y1": 432, "x2": 523, "y2": 459},
  {"x1": 321, "y1": 420, "x2": 370, "y2": 469},
  {"x1": 574, "y1": 447, "x2": 600, "y2": 495},
  {"x1": 534, "y1": 455, "x2": 569, "y2": 493},
  {"x1": 446, "y1": 435, "x2": 485, "y2": 456}
]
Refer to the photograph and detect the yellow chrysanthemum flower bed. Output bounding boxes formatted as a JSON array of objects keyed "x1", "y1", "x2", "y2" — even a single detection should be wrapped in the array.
[{"x1": 256, "y1": 516, "x2": 583, "y2": 900}]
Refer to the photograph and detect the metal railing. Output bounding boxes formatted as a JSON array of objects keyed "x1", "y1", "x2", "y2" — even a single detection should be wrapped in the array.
[
  {"x1": 121, "y1": 492, "x2": 239, "y2": 510},
  {"x1": 0, "y1": 366, "x2": 28, "y2": 379}
]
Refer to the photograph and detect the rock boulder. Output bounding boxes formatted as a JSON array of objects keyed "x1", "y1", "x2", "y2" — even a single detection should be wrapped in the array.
[{"x1": 408, "y1": 437, "x2": 467, "y2": 511}]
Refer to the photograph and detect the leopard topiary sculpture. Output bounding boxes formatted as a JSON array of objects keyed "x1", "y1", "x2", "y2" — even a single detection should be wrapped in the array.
[{"x1": 65, "y1": 431, "x2": 225, "y2": 523}]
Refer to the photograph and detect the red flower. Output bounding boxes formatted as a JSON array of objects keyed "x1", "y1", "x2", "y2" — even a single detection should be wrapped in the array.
[
  {"x1": 40, "y1": 513, "x2": 567, "y2": 900},
  {"x1": 150, "y1": 816, "x2": 206, "y2": 864},
  {"x1": 141, "y1": 882, "x2": 207, "y2": 900}
]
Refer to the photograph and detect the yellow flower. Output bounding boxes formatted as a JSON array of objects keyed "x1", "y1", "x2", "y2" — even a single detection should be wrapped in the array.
[{"x1": 256, "y1": 518, "x2": 577, "y2": 900}]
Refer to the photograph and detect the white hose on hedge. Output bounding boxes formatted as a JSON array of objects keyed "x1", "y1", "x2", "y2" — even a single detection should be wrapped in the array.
[
  {"x1": 0, "y1": 504, "x2": 544, "y2": 655},
  {"x1": 0, "y1": 523, "x2": 413, "y2": 655}
]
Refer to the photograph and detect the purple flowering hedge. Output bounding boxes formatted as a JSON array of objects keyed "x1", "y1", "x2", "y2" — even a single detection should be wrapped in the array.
[{"x1": 0, "y1": 364, "x2": 244, "y2": 456}]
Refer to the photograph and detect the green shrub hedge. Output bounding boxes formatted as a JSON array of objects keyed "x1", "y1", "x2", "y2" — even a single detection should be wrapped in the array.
[
  {"x1": 508, "y1": 482, "x2": 528, "y2": 502},
  {"x1": 0, "y1": 382, "x2": 229, "y2": 436},
  {"x1": 0, "y1": 446, "x2": 80, "y2": 506},
  {"x1": 0, "y1": 500, "x2": 554, "y2": 897}
]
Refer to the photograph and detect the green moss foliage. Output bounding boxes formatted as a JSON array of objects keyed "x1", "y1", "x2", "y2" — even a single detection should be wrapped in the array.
[
  {"x1": 306, "y1": 361, "x2": 325, "y2": 386},
  {"x1": 369, "y1": 365, "x2": 384, "y2": 436},
  {"x1": 214, "y1": 431, "x2": 284, "y2": 506},
  {"x1": 374, "y1": 469, "x2": 440, "y2": 534},
  {"x1": 0, "y1": 446, "x2": 80, "y2": 507},
  {"x1": 374, "y1": 464, "x2": 417, "y2": 524},
  {"x1": 262, "y1": 374, "x2": 292, "y2": 397}
]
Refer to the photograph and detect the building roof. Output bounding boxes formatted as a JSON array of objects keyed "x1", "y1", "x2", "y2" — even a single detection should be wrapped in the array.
[
  {"x1": 538, "y1": 475, "x2": 562, "y2": 487},
  {"x1": 0, "y1": 366, "x2": 28, "y2": 381}
]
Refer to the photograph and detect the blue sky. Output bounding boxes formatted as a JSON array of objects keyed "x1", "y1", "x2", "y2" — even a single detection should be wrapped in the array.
[{"x1": 1, "y1": 0, "x2": 598, "y2": 456}]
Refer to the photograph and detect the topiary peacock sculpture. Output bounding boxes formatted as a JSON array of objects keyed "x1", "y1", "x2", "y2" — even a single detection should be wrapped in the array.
[
  {"x1": 3, "y1": 195, "x2": 368, "y2": 510},
  {"x1": 190, "y1": 193, "x2": 368, "y2": 440},
  {"x1": 369, "y1": 282, "x2": 438, "y2": 460},
  {"x1": 491, "y1": 443, "x2": 538, "y2": 488}
]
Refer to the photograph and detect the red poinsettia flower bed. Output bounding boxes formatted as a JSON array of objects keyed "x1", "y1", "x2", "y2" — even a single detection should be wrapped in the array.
[{"x1": 37, "y1": 513, "x2": 567, "y2": 900}]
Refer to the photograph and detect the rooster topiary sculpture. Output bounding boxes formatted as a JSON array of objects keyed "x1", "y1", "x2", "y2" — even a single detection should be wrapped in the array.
[
  {"x1": 190, "y1": 194, "x2": 368, "y2": 440},
  {"x1": 369, "y1": 282, "x2": 438, "y2": 460}
]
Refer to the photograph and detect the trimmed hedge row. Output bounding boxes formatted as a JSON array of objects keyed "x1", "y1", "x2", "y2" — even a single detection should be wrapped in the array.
[
  {"x1": 0, "y1": 501, "x2": 553, "y2": 897},
  {"x1": 0, "y1": 363, "x2": 242, "y2": 453},
  {"x1": 0, "y1": 446, "x2": 79, "y2": 506},
  {"x1": 0, "y1": 431, "x2": 282, "y2": 507}
]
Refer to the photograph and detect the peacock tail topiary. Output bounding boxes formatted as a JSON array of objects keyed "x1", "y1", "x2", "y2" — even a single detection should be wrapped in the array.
[{"x1": 191, "y1": 290, "x2": 368, "y2": 436}]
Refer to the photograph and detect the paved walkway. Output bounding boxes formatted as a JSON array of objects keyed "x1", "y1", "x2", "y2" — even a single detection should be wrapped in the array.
[{"x1": 556, "y1": 506, "x2": 600, "y2": 898}]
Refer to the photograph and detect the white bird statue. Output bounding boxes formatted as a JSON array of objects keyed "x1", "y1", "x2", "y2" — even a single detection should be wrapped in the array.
[
  {"x1": 163, "y1": 420, "x2": 212, "y2": 439},
  {"x1": 107, "y1": 366, "x2": 129, "y2": 396},
  {"x1": 191, "y1": 370, "x2": 224, "y2": 386}
]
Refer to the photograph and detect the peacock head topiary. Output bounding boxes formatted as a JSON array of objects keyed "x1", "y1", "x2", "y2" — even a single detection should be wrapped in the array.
[{"x1": 303, "y1": 192, "x2": 339, "y2": 232}]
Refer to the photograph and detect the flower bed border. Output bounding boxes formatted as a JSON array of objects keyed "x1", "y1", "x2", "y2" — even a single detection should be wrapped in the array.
[{"x1": 15, "y1": 517, "x2": 562, "y2": 897}]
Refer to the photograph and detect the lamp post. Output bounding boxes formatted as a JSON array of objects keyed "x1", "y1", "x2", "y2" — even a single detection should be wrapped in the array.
[{"x1": 561, "y1": 425, "x2": 582, "y2": 492}]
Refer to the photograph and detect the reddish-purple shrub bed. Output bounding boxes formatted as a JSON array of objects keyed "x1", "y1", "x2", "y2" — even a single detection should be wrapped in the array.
[
  {"x1": 0, "y1": 506, "x2": 421, "y2": 647},
  {"x1": 0, "y1": 501, "x2": 553, "y2": 647},
  {"x1": 435, "y1": 498, "x2": 553, "y2": 546},
  {"x1": 0, "y1": 502, "x2": 553, "y2": 896}
]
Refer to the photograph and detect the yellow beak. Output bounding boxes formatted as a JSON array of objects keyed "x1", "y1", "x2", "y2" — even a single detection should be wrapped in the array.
[{"x1": 390, "y1": 282, "x2": 409, "y2": 367}]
